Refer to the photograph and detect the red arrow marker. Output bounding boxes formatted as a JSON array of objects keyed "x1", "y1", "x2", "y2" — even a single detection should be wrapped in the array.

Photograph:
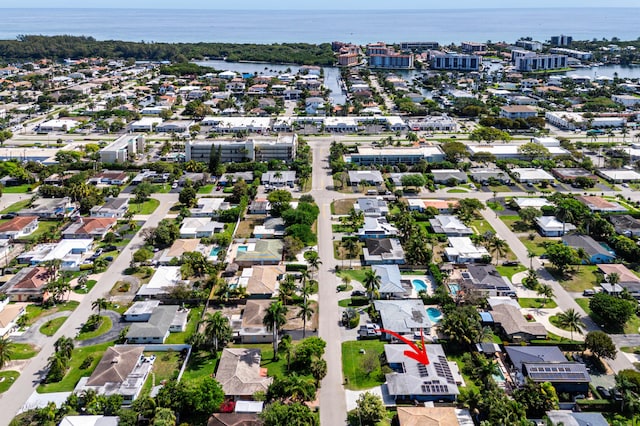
[{"x1": 377, "y1": 328, "x2": 430, "y2": 366}]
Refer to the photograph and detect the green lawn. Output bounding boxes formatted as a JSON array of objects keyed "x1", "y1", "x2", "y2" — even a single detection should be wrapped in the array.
[
  {"x1": 488, "y1": 185, "x2": 512, "y2": 193},
  {"x1": 130, "y1": 198, "x2": 160, "y2": 215},
  {"x1": 147, "y1": 351, "x2": 181, "y2": 382},
  {"x1": 338, "y1": 269, "x2": 369, "y2": 284},
  {"x1": 1, "y1": 199, "x2": 31, "y2": 214},
  {"x1": 182, "y1": 350, "x2": 220, "y2": 382},
  {"x1": 9, "y1": 343, "x2": 38, "y2": 360},
  {"x1": 74, "y1": 279, "x2": 97, "y2": 294},
  {"x1": 25, "y1": 301, "x2": 79, "y2": 325},
  {"x1": 342, "y1": 340, "x2": 387, "y2": 390},
  {"x1": 76, "y1": 316, "x2": 112, "y2": 341},
  {"x1": 621, "y1": 346, "x2": 640, "y2": 354},
  {"x1": 332, "y1": 224, "x2": 355, "y2": 233},
  {"x1": 197, "y1": 184, "x2": 215, "y2": 194},
  {"x1": 2, "y1": 184, "x2": 33, "y2": 193},
  {"x1": 549, "y1": 265, "x2": 600, "y2": 293},
  {"x1": 445, "y1": 351, "x2": 479, "y2": 392},
  {"x1": 470, "y1": 219, "x2": 495, "y2": 236},
  {"x1": 486, "y1": 201, "x2": 504, "y2": 211},
  {"x1": 519, "y1": 235, "x2": 550, "y2": 256},
  {"x1": 495, "y1": 264, "x2": 527, "y2": 280},
  {"x1": 575, "y1": 298, "x2": 591, "y2": 313},
  {"x1": 38, "y1": 342, "x2": 113, "y2": 393},
  {"x1": 0, "y1": 371, "x2": 19, "y2": 393},
  {"x1": 19, "y1": 221, "x2": 61, "y2": 242},
  {"x1": 39, "y1": 317, "x2": 68, "y2": 336},
  {"x1": 165, "y1": 306, "x2": 203, "y2": 344},
  {"x1": 151, "y1": 184, "x2": 172, "y2": 194},
  {"x1": 518, "y1": 298, "x2": 558, "y2": 309}
]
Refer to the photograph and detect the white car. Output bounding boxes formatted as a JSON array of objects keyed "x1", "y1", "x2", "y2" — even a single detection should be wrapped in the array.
[{"x1": 171, "y1": 182, "x2": 178, "y2": 189}]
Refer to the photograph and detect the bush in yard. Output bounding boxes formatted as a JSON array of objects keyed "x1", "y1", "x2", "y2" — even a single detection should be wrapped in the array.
[
  {"x1": 80, "y1": 355, "x2": 94, "y2": 369},
  {"x1": 589, "y1": 293, "x2": 636, "y2": 331},
  {"x1": 82, "y1": 314, "x2": 103, "y2": 332}
]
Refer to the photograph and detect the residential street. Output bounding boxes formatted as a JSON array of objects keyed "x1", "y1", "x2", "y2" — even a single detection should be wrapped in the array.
[{"x1": 1, "y1": 194, "x2": 177, "y2": 424}]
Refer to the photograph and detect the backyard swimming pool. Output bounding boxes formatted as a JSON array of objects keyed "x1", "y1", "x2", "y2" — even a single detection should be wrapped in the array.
[
  {"x1": 412, "y1": 279, "x2": 427, "y2": 292},
  {"x1": 426, "y1": 307, "x2": 443, "y2": 323},
  {"x1": 237, "y1": 245, "x2": 248, "y2": 253},
  {"x1": 493, "y1": 368, "x2": 506, "y2": 383},
  {"x1": 210, "y1": 247, "x2": 221, "y2": 256},
  {"x1": 448, "y1": 283, "x2": 460, "y2": 295}
]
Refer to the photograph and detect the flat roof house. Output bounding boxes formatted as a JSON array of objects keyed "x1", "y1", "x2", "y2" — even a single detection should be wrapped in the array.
[
  {"x1": 253, "y1": 217, "x2": 286, "y2": 239},
  {"x1": 99, "y1": 134, "x2": 146, "y2": 164},
  {"x1": 136, "y1": 266, "x2": 185, "y2": 299},
  {"x1": 363, "y1": 238, "x2": 405, "y2": 265},
  {"x1": 17, "y1": 239, "x2": 94, "y2": 271},
  {"x1": 0, "y1": 216, "x2": 38, "y2": 240},
  {"x1": 536, "y1": 216, "x2": 576, "y2": 237},
  {"x1": 469, "y1": 168, "x2": 512, "y2": 185},
  {"x1": 179, "y1": 217, "x2": 224, "y2": 239},
  {"x1": 597, "y1": 169, "x2": 640, "y2": 183},
  {"x1": 609, "y1": 215, "x2": 640, "y2": 237},
  {"x1": 354, "y1": 197, "x2": 389, "y2": 217},
  {"x1": 261, "y1": 171, "x2": 296, "y2": 188},
  {"x1": 348, "y1": 170, "x2": 384, "y2": 186},
  {"x1": 90, "y1": 198, "x2": 129, "y2": 219},
  {"x1": 444, "y1": 237, "x2": 489, "y2": 263},
  {"x1": 512, "y1": 197, "x2": 552, "y2": 210},
  {"x1": 0, "y1": 266, "x2": 53, "y2": 302},
  {"x1": 123, "y1": 300, "x2": 161, "y2": 322},
  {"x1": 374, "y1": 299, "x2": 431, "y2": 341},
  {"x1": 429, "y1": 215, "x2": 472, "y2": 236},
  {"x1": 215, "y1": 348, "x2": 273, "y2": 400},
  {"x1": 499, "y1": 105, "x2": 537, "y2": 119},
  {"x1": 511, "y1": 168, "x2": 554, "y2": 183},
  {"x1": 62, "y1": 217, "x2": 117, "y2": 240},
  {"x1": 189, "y1": 197, "x2": 231, "y2": 218},
  {"x1": 18, "y1": 197, "x2": 77, "y2": 219},
  {"x1": 551, "y1": 168, "x2": 597, "y2": 182},
  {"x1": 357, "y1": 217, "x2": 399, "y2": 240},
  {"x1": 562, "y1": 234, "x2": 616, "y2": 264},
  {"x1": 126, "y1": 305, "x2": 183, "y2": 344},
  {"x1": 431, "y1": 169, "x2": 468, "y2": 184},
  {"x1": 385, "y1": 344, "x2": 459, "y2": 403}
]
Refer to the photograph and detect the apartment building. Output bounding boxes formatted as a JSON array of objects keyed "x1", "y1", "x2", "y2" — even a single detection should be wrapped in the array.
[
  {"x1": 99, "y1": 134, "x2": 146, "y2": 163},
  {"x1": 366, "y1": 43, "x2": 414, "y2": 69},
  {"x1": 185, "y1": 135, "x2": 297, "y2": 164},
  {"x1": 461, "y1": 41, "x2": 487, "y2": 53},
  {"x1": 513, "y1": 50, "x2": 568, "y2": 72},
  {"x1": 515, "y1": 39, "x2": 543, "y2": 51},
  {"x1": 430, "y1": 52, "x2": 482, "y2": 71},
  {"x1": 550, "y1": 35, "x2": 572, "y2": 46},
  {"x1": 549, "y1": 48, "x2": 593, "y2": 61},
  {"x1": 400, "y1": 41, "x2": 440, "y2": 51}
]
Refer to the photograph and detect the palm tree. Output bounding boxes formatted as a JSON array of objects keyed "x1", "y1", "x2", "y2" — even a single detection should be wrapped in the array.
[
  {"x1": 93, "y1": 257, "x2": 108, "y2": 273},
  {"x1": 0, "y1": 336, "x2": 14, "y2": 369},
  {"x1": 278, "y1": 274, "x2": 297, "y2": 305},
  {"x1": 489, "y1": 236, "x2": 508, "y2": 265},
  {"x1": 555, "y1": 205, "x2": 575, "y2": 236},
  {"x1": 527, "y1": 250, "x2": 536, "y2": 269},
  {"x1": 54, "y1": 336, "x2": 74, "y2": 360},
  {"x1": 307, "y1": 255, "x2": 322, "y2": 279},
  {"x1": 284, "y1": 373, "x2": 316, "y2": 402},
  {"x1": 203, "y1": 311, "x2": 232, "y2": 354},
  {"x1": 575, "y1": 247, "x2": 589, "y2": 271},
  {"x1": 263, "y1": 301, "x2": 288, "y2": 360},
  {"x1": 342, "y1": 239, "x2": 359, "y2": 269},
  {"x1": 277, "y1": 334, "x2": 293, "y2": 372},
  {"x1": 537, "y1": 283, "x2": 554, "y2": 305},
  {"x1": 556, "y1": 308, "x2": 584, "y2": 341},
  {"x1": 606, "y1": 272, "x2": 621, "y2": 287},
  {"x1": 363, "y1": 269, "x2": 381, "y2": 302},
  {"x1": 310, "y1": 358, "x2": 327, "y2": 387},
  {"x1": 297, "y1": 301, "x2": 314, "y2": 339},
  {"x1": 91, "y1": 298, "x2": 108, "y2": 316}
]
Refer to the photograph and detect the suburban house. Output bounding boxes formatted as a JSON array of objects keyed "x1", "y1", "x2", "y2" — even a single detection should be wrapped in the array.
[
  {"x1": 18, "y1": 197, "x2": 77, "y2": 219},
  {"x1": 252, "y1": 217, "x2": 286, "y2": 239},
  {"x1": 261, "y1": 170, "x2": 296, "y2": 188},
  {"x1": 17, "y1": 239, "x2": 94, "y2": 270},
  {"x1": 0, "y1": 216, "x2": 38, "y2": 239},
  {"x1": 357, "y1": 217, "x2": 399, "y2": 240},
  {"x1": 407, "y1": 199, "x2": 458, "y2": 214},
  {"x1": 511, "y1": 168, "x2": 554, "y2": 183},
  {"x1": 136, "y1": 266, "x2": 186, "y2": 300},
  {"x1": 429, "y1": 215, "x2": 472, "y2": 236},
  {"x1": 362, "y1": 238, "x2": 405, "y2": 265},
  {"x1": 90, "y1": 170, "x2": 130, "y2": 186},
  {"x1": 126, "y1": 305, "x2": 188, "y2": 344},
  {"x1": 609, "y1": 215, "x2": 640, "y2": 237},
  {"x1": 0, "y1": 266, "x2": 53, "y2": 302},
  {"x1": 512, "y1": 197, "x2": 552, "y2": 210},
  {"x1": 215, "y1": 348, "x2": 273, "y2": 400},
  {"x1": 207, "y1": 414, "x2": 262, "y2": 426},
  {"x1": 396, "y1": 407, "x2": 474, "y2": 426},
  {"x1": 454, "y1": 264, "x2": 517, "y2": 297},
  {"x1": 248, "y1": 198, "x2": 271, "y2": 215},
  {"x1": 576, "y1": 196, "x2": 627, "y2": 213},
  {"x1": 0, "y1": 299, "x2": 27, "y2": 338},
  {"x1": 230, "y1": 299, "x2": 272, "y2": 344},
  {"x1": 562, "y1": 234, "x2": 616, "y2": 264},
  {"x1": 123, "y1": 300, "x2": 161, "y2": 322},
  {"x1": 179, "y1": 217, "x2": 224, "y2": 238},
  {"x1": 158, "y1": 238, "x2": 202, "y2": 265},
  {"x1": 469, "y1": 168, "x2": 512, "y2": 185},
  {"x1": 536, "y1": 216, "x2": 576, "y2": 237},
  {"x1": 504, "y1": 346, "x2": 591, "y2": 393},
  {"x1": 189, "y1": 197, "x2": 231, "y2": 218},
  {"x1": 347, "y1": 170, "x2": 384, "y2": 186},
  {"x1": 354, "y1": 197, "x2": 389, "y2": 217},
  {"x1": 597, "y1": 263, "x2": 640, "y2": 298},
  {"x1": 233, "y1": 265, "x2": 285, "y2": 298},
  {"x1": 76, "y1": 345, "x2": 152, "y2": 404},
  {"x1": 385, "y1": 344, "x2": 460, "y2": 403},
  {"x1": 551, "y1": 168, "x2": 597, "y2": 183},
  {"x1": 487, "y1": 301, "x2": 547, "y2": 342},
  {"x1": 374, "y1": 299, "x2": 431, "y2": 341},
  {"x1": 546, "y1": 410, "x2": 608, "y2": 426},
  {"x1": 444, "y1": 237, "x2": 490, "y2": 263},
  {"x1": 90, "y1": 198, "x2": 129, "y2": 219},
  {"x1": 431, "y1": 169, "x2": 468, "y2": 184},
  {"x1": 62, "y1": 217, "x2": 117, "y2": 240},
  {"x1": 373, "y1": 264, "x2": 410, "y2": 299},
  {"x1": 233, "y1": 240, "x2": 284, "y2": 267}
]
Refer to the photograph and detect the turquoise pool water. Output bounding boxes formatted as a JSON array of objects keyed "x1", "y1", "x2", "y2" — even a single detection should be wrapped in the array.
[
  {"x1": 493, "y1": 369, "x2": 506, "y2": 383},
  {"x1": 448, "y1": 283, "x2": 460, "y2": 295},
  {"x1": 210, "y1": 247, "x2": 220, "y2": 256},
  {"x1": 412, "y1": 279, "x2": 427, "y2": 292},
  {"x1": 237, "y1": 246, "x2": 248, "y2": 253},
  {"x1": 426, "y1": 307, "x2": 443, "y2": 323}
]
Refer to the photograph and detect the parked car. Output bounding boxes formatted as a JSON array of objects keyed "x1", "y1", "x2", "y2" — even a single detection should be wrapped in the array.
[
  {"x1": 596, "y1": 386, "x2": 611, "y2": 399},
  {"x1": 103, "y1": 245, "x2": 118, "y2": 252},
  {"x1": 612, "y1": 388, "x2": 623, "y2": 402},
  {"x1": 583, "y1": 289, "x2": 595, "y2": 297},
  {"x1": 502, "y1": 261, "x2": 520, "y2": 266},
  {"x1": 1, "y1": 213, "x2": 16, "y2": 219},
  {"x1": 351, "y1": 290, "x2": 365, "y2": 297},
  {"x1": 104, "y1": 256, "x2": 114, "y2": 262}
]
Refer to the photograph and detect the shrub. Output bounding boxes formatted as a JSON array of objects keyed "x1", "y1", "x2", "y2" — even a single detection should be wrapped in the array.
[
  {"x1": 80, "y1": 355, "x2": 94, "y2": 370},
  {"x1": 348, "y1": 312, "x2": 360, "y2": 329}
]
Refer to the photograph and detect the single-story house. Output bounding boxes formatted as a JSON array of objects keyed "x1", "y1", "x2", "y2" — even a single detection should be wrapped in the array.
[
  {"x1": 62, "y1": 217, "x2": 117, "y2": 240},
  {"x1": 0, "y1": 300, "x2": 27, "y2": 338},
  {"x1": 407, "y1": 199, "x2": 458, "y2": 214},
  {"x1": 90, "y1": 198, "x2": 129, "y2": 219},
  {"x1": 373, "y1": 264, "x2": 410, "y2": 299},
  {"x1": 545, "y1": 411, "x2": 608, "y2": 426},
  {"x1": 77, "y1": 345, "x2": 151, "y2": 403},
  {"x1": 396, "y1": 407, "x2": 474, "y2": 426},
  {"x1": 354, "y1": 197, "x2": 389, "y2": 217},
  {"x1": 504, "y1": 346, "x2": 591, "y2": 393},
  {"x1": 0, "y1": 266, "x2": 53, "y2": 302},
  {"x1": 429, "y1": 215, "x2": 472, "y2": 236},
  {"x1": 597, "y1": 169, "x2": 640, "y2": 183},
  {"x1": 512, "y1": 197, "x2": 552, "y2": 210},
  {"x1": 234, "y1": 240, "x2": 284, "y2": 267},
  {"x1": 126, "y1": 305, "x2": 187, "y2": 343},
  {"x1": 59, "y1": 416, "x2": 119, "y2": 426},
  {"x1": 158, "y1": 238, "x2": 202, "y2": 265},
  {"x1": 357, "y1": 217, "x2": 399, "y2": 240},
  {"x1": 348, "y1": 170, "x2": 384, "y2": 186},
  {"x1": 562, "y1": 234, "x2": 616, "y2": 264},
  {"x1": 123, "y1": 300, "x2": 161, "y2": 322},
  {"x1": 261, "y1": 171, "x2": 296, "y2": 188},
  {"x1": 374, "y1": 299, "x2": 431, "y2": 341},
  {"x1": 489, "y1": 303, "x2": 547, "y2": 342},
  {"x1": 511, "y1": 168, "x2": 555, "y2": 183},
  {"x1": 576, "y1": 196, "x2": 626, "y2": 213},
  {"x1": 444, "y1": 237, "x2": 489, "y2": 263},
  {"x1": 18, "y1": 197, "x2": 77, "y2": 219},
  {"x1": 551, "y1": 168, "x2": 597, "y2": 182},
  {"x1": 362, "y1": 238, "x2": 405, "y2": 265},
  {"x1": 536, "y1": 215, "x2": 576, "y2": 237},
  {"x1": 179, "y1": 217, "x2": 225, "y2": 238},
  {"x1": 253, "y1": 217, "x2": 286, "y2": 239},
  {"x1": 17, "y1": 239, "x2": 94, "y2": 271},
  {"x1": 234, "y1": 265, "x2": 285, "y2": 298},
  {"x1": 136, "y1": 266, "x2": 186, "y2": 299},
  {"x1": 248, "y1": 199, "x2": 270, "y2": 215},
  {"x1": 230, "y1": 299, "x2": 272, "y2": 344},
  {"x1": 385, "y1": 344, "x2": 459, "y2": 403},
  {"x1": 215, "y1": 348, "x2": 273, "y2": 400},
  {"x1": 189, "y1": 198, "x2": 231, "y2": 217},
  {"x1": 609, "y1": 215, "x2": 640, "y2": 238},
  {"x1": 388, "y1": 173, "x2": 427, "y2": 188},
  {"x1": 597, "y1": 263, "x2": 640, "y2": 299},
  {"x1": 431, "y1": 169, "x2": 468, "y2": 184},
  {"x1": 90, "y1": 171, "x2": 130, "y2": 185},
  {"x1": 0, "y1": 216, "x2": 38, "y2": 239},
  {"x1": 469, "y1": 168, "x2": 512, "y2": 185},
  {"x1": 457, "y1": 264, "x2": 517, "y2": 298}
]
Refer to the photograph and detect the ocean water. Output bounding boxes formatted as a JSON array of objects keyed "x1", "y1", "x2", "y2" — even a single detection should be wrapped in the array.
[{"x1": 0, "y1": 8, "x2": 638, "y2": 45}]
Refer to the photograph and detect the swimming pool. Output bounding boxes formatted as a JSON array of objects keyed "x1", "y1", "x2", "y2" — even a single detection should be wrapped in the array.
[
  {"x1": 237, "y1": 245, "x2": 248, "y2": 253},
  {"x1": 412, "y1": 279, "x2": 427, "y2": 292},
  {"x1": 492, "y1": 369, "x2": 506, "y2": 383},
  {"x1": 210, "y1": 247, "x2": 221, "y2": 256},
  {"x1": 426, "y1": 307, "x2": 443, "y2": 323},
  {"x1": 448, "y1": 283, "x2": 460, "y2": 295}
]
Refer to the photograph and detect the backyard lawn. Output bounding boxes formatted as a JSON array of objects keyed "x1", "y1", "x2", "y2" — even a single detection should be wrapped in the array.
[
  {"x1": 182, "y1": 350, "x2": 220, "y2": 382},
  {"x1": 165, "y1": 306, "x2": 203, "y2": 344},
  {"x1": 38, "y1": 342, "x2": 113, "y2": 393},
  {"x1": 470, "y1": 219, "x2": 495, "y2": 236},
  {"x1": 342, "y1": 340, "x2": 386, "y2": 390},
  {"x1": 130, "y1": 198, "x2": 160, "y2": 215},
  {"x1": 0, "y1": 371, "x2": 19, "y2": 393},
  {"x1": 9, "y1": 343, "x2": 38, "y2": 360},
  {"x1": 519, "y1": 235, "x2": 550, "y2": 256},
  {"x1": 76, "y1": 316, "x2": 113, "y2": 341},
  {"x1": 495, "y1": 264, "x2": 526, "y2": 280},
  {"x1": 20, "y1": 221, "x2": 61, "y2": 242},
  {"x1": 548, "y1": 265, "x2": 600, "y2": 293},
  {"x1": 39, "y1": 317, "x2": 68, "y2": 336},
  {"x1": 518, "y1": 298, "x2": 558, "y2": 309},
  {"x1": 197, "y1": 184, "x2": 215, "y2": 194}
]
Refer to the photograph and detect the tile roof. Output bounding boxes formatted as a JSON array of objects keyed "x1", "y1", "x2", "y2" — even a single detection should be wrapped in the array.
[
  {"x1": 63, "y1": 217, "x2": 117, "y2": 236},
  {"x1": 86, "y1": 346, "x2": 145, "y2": 386},
  {"x1": 0, "y1": 216, "x2": 37, "y2": 233},
  {"x1": 215, "y1": 348, "x2": 273, "y2": 397}
]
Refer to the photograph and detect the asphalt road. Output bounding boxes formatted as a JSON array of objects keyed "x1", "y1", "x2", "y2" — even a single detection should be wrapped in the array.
[{"x1": 1, "y1": 194, "x2": 176, "y2": 424}]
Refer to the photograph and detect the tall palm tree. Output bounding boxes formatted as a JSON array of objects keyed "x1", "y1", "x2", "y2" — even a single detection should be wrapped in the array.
[
  {"x1": 263, "y1": 301, "x2": 288, "y2": 360},
  {"x1": 489, "y1": 236, "x2": 508, "y2": 265},
  {"x1": 278, "y1": 274, "x2": 297, "y2": 305},
  {"x1": 555, "y1": 205, "x2": 575, "y2": 236},
  {"x1": 363, "y1": 269, "x2": 381, "y2": 303},
  {"x1": 343, "y1": 239, "x2": 359, "y2": 269},
  {"x1": 527, "y1": 250, "x2": 536, "y2": 269},
  {"x1": 0, "y1": 336, "x2": 14, "y2": 369},
  {"x1": 54, "y1": 336, "x2": 74, "y2": 360},
  {"x1": 297, "y1": 301, "x2": 314, "y2": 339},
  {"x1": 556, "y1": 308, "x2": 584, "y2": 341},
  {"x1": 307, "y1": 255, "x2": 322, "y2": 280},
  {"x1": 537, "y1": 283, "x2": 554, "y2": 305},
  {"x1": 203, "y1": 311, "x2": 232, "y2": 354},
  {"x1": 277, "y1": 334, "x2": 293, "y2": 372},
  {"x1": 91, "y1": 298, "x2": 108, "y2": 316}
]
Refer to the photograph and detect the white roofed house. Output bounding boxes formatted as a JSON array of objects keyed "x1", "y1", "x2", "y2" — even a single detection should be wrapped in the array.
[
  {"x1": 429, "y1": 215, "x2": 472, "y2": 236},
  {"x1": 179, "y1": 217, "x2": 225, "y2": 238},
  {"x1": 373, "y1": 264, "x2": 410, "y2": 299},
  {"x1": 348, "y1": 170, "x2": 384, "y2": 186},
  {"x1": 189, "y1": 197, "x2": 231, "y2": 218},
  {"x1": 261, "y1": 170, "x2": 296, "y2": 188},
  {"x1": 374, "y1": 299, "x2": 431, "y2": 341},
  {"x1": 357, "y1": 217, "x2": 399, "y2": 240},
  {"x1": 444, "y1": 237, "x2": 489, "y2": 263},
  {"x1": 17, "y1": 239, "x2": 94, "y2": 271},
  {"x1": 536, "y1": 216, "x2": 576, "y2": 237},
  {"x1": 354, "y1": 197, "x2": 389, "y2": 217},
  {"x1": 136, "y1": 266, "x2": 187, "y2": 300}
]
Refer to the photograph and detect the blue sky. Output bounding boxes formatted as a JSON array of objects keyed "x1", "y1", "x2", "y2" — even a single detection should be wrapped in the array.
[{"x1": 2, "y1": 0, "x2": 639, "y2": 8}]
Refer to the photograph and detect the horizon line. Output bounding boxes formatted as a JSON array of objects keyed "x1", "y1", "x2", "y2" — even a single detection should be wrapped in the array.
[{"x1": 1, "y1": 6, "x2": 640, "y2": 9}]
